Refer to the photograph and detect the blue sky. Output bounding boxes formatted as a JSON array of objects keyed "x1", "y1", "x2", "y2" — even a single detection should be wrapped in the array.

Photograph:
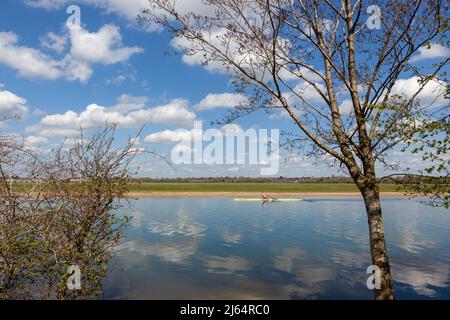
[{"x1": 0, "y1": 1, "x2": 448, "y2": 178}]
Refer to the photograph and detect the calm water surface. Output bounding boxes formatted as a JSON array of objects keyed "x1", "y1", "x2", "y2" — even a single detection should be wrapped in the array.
[{"x1": 102, "y1": 197, "x2": 450, "y2": 299}]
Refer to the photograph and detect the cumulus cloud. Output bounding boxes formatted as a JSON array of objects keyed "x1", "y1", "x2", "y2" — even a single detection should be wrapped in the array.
[
  {"x1": 110, "y1": 94, "x2": 148, "y2": 113},
  {"x1": 40, "y1": 31, "x2": 68, "y2": 53},
  {"x1": 339, "y1": 99, "x2": 354, "y2": 116},
  {"x1": 4, "y1": 133, "x2": 49, "y2": 150},
  {"x1": 144, "y1": 123, "x2": 244, "y2": 145},
  {"x1": 24, "y1": 0, "x2": 151, "y2": 21},
  {"x1": 289, "y1": 81, "x2": 327, "y2": 105},
  {"x1": 0, "y1": 89, "x2": 28, "y2": 118},
  {"x1": 23, "y1": 0, "x2": 69, "y2": 9},
  {"x1": 141, "y1": 99, "x2": 197, "y2": 127},
  {"x1": 144, "y1": 129, "x2": 193, "y2": 144},
  {"x1": 69, "y1": 24, "x2": 143, "y2": 64},
  {"x1": 0, "y1": 22, "x2": 142, "y2": 82},
  {"x1": 24, "y1": 0, "x2": 214, "y2": 32},
  {"x1": 194, "y1": 93, "x2": 249, "y2": 111},
  {"x1": 106, "y1": 73, "x2": 135, "y2": 86},
  {"x1": 390, "y1": 76, "x2": 447, "y2": 108},
  {"x1": 410, "y1": 43, "x2": 450, "y2": 63},
  {"x1": 267, "y1": 80, "x2": 328, "y2": 118},
  {"x1": 220, "y1": 123, "x2": 243, "y2": 134},
  {"x1": 59, "y1": 54, "x2": 93, "y2": 82},
  {"x1": 27, "y1": 96, "x2": 197, "y2": 137},
  {"x1": 171, "y1": 24, "x2": 297, "y2": 85},
  {"x1": 0, "y1": 31, "x2": 63, "y2": 80},
  {"x1": 24, "y1": 135, "x2": 48, "y2": 147},
  {"x1": 0, "y1": 31, "x2": 92, "y2": 82},
  {"x1": 170, "y1": 28, "x2": 239, "y2": 75}
]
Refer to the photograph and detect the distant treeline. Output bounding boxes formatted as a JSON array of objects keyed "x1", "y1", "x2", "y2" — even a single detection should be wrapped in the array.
[
  {"x1": 134, "y1": 176, "x2": 356, "y2": 183},
  {"x1": 6, "y1": 176, "x2": 447, "y2": 186},
  {"x1": 132, "y1": 176, "x2": 449, "y2": 184}
]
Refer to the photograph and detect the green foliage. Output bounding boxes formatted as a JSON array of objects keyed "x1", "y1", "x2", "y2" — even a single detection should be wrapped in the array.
[
  {"x1": 401, "y1": 115, "x2": 450, "y2": 208},
  {"x1": 0, "y1": 125, "x2": 136, "y2": 299}
]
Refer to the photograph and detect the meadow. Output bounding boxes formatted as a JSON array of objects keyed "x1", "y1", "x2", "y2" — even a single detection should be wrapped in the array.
[{"x1": 129, "y1": 182, "x2": 402, "y2": 193}]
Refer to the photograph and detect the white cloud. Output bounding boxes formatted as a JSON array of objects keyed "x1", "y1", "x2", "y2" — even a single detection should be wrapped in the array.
[
  {"x1": 410, "y1": 43, "x2": 450, "y2": 63},
  {"x1": 220, "y1": 123, "x2": 243, "y2": 134},
  {"x1": 0, "y1": 31, "x2": 91, "y2": 82},
  {"x1": 172, "y1": 144, "x2": 192, "y2": 155},
  {"x1": 0, "y1": 31, "x2": 63, "y2": 79},
  {"x1": 3, "y1": 134, "x2": 48, "y2": 150},
  {"x1": 144, "y1": 123, "x2": 244, "y2": 145},
  {"x1": 171, "y1": 28, "x2": 240, "y2": 75},
  {"x1": 0, "y1": 23, "x2": 141, "y2": 82},
  {"x1": 290, "y1": 81, "x2": 327, "y2": 105},
  {"x1": 194, "y1": 93, "x2": 249, "y2": 111},
  {"x1": 106, "y1": 72, "x2": 136, "y2": 85},
  {"x1": 27, "y1": 96, "x2": 197, "y2": 137},
  {"x1": 390, "y1": 76, "x2": 447, "y2": 108},
  {"x1": 171, "y1": 24, "x2": 297, "y2": 85},
  {"x1": 40, "y1": 31, "x2": 68, "y2": 53},
  {"x1": 37, "y1": 128, "x2": 80, "y2": 137},
  {"x1": 144, "y1": 129, "x2": 193, "y2": 144},
  {"x1": 32, "y1": 108, "x2": 47, "y2": 117},
  {"x1": 23, "y1": 0, "x2": 69, "y2": 9},
  {"x1": 24, "y1": 0, "x2": 150, "y2": 21},
  {"x1": 69, "y1": 24, "x2": 143, "y2": 64},
  {"x1": 25, "y1": 135, "x2": 48, "y2": 147},
  {"x1": 110, "y1": 94, "x2": 149, "y2": 113},
  {"x1": 274, "y1": 76, "x2": 446, "y2": 119},
  {"x1": 339, "y1": 99, "x2": 353, "y2": 115},
  {"x1": 267, "y1": 81, "x2": 327, "y2": 117},
  {"x1": 139, "y1": 99, "x2": 196, "y2": 127},
  {"x1": 59, "y1": 54, "x2": 93, "y2": 83},
  {"x1": 107, "y1": 74, "x2": 126, "y2": 85},
  {"x1": 279, "y1": 66, "x2": 323, "y2": 83},
  {"x1": 24, "y1": 0, "x2": 214, "y2": 32},
  {"x1": 0, "y1": 90, "x2": 28, "y2": 118}
]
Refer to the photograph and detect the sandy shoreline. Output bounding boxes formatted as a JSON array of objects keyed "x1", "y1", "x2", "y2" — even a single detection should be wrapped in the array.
[{"x1": 127, "y1": 191, "x2": 407, "y2": 198}]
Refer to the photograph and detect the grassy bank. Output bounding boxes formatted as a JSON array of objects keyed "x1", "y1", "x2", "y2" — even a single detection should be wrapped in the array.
[{"x1": 130, "y1": 182, "x2": 402, "y2": 193}]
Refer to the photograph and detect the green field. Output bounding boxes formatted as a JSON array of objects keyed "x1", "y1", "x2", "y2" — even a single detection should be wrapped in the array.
[{"x1": 130, "y1": 182, "x2": 402, "y2": 193}]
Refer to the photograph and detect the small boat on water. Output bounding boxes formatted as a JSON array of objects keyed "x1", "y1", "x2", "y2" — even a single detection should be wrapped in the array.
[{"x1": 233, "y1": 198, "x2": 304, "y2": 202}]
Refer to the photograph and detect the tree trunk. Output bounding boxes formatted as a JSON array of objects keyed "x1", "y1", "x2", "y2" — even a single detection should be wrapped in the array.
[{"x1": 361, "y1": 184, "x2": 395, "y2": 300}]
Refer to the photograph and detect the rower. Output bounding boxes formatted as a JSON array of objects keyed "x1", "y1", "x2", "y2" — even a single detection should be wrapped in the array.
[{"x1": 262, "y1": 192, "x2": 278, "y2": 201}]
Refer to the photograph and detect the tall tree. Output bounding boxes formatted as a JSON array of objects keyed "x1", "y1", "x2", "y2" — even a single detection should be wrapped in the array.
[{"x1": 143, "y1": 0, "x2": 449, "y2": 299}]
